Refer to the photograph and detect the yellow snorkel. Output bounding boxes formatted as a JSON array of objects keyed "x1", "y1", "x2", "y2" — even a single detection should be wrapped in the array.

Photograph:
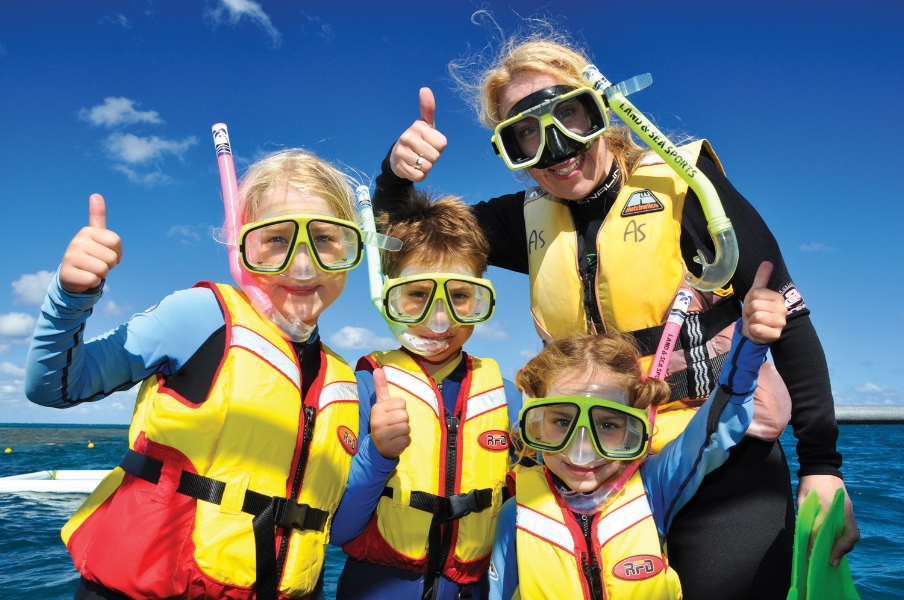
[{"x1": 583, "y1": 66, "x2": 739, "y2": 292}]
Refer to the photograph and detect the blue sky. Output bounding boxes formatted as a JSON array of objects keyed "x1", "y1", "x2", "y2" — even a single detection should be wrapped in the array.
[{"x1": 1, "y1": 0, "x2": 902, "y2": 424}]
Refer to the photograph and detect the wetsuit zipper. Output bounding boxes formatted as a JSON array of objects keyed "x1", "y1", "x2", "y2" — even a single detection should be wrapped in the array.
[
  {"x1": 426, "y1": 413, "x2": 460, "y2": 600},
  {"x1": 579, "y1": 513, "x2": 604, "y2": 600},
  {"x1": 275, "y1": 404, "x2": 316, "y2": 587}
]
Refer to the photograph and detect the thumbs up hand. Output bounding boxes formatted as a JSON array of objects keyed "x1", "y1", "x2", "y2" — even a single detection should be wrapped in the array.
[
  {"x1": 389, "y1": 87, "x2": 448, "y2": 182},
  {"x1": 741, "y1": 262, "x2": 787, "y2": 345},
  {"x1": 59, "y1": 194, "x2": 123, "y2": 293},
  {"x1": 369, "y1": 367, "x2": 412, "y2": 459}
]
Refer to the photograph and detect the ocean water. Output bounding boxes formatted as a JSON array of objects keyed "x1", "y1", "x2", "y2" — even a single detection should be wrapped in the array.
[{"x1": 1, "y1": 423, "x2": 901, "y2": 599}]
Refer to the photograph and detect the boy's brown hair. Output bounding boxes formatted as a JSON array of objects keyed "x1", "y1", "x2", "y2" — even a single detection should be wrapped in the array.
[{"x1": 377, "y1": 189, "x2": 490, "y2": 278}]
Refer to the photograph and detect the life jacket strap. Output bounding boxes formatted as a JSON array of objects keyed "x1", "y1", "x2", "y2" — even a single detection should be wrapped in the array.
[
  {"x1": 380, "y1": 486, "x2": 493, "y2": 600},
  {"x1": 628, "y1": 297, "x2": 741, "y2": 357},
  {"x1": 380, "y1": 486, "x2": 493, "y2": 521},
  {"x1": 120, "y1": 449, "x2": 328, "y2": 600}
]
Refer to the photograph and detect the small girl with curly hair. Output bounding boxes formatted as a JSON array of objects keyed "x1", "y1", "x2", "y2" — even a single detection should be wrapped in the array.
[{"x1": 489, "y1": 263, "x2": 786, "y2": 599}]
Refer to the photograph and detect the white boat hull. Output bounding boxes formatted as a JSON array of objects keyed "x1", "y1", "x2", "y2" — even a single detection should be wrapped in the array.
[{"x1": 0, "y1": 470, "x2": 110, "y2": 493}]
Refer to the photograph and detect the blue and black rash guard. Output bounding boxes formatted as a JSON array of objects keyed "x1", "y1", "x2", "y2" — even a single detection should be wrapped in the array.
[
  {"x1": 488, "y1": 320, "x2": 767, "y2": 600},
  {"x1": 25, "y1": 272, "x2": 324, "y2": 408}
]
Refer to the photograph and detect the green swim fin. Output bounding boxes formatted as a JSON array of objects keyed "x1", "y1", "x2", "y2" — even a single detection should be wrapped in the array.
[{"x1": 786, "y1": 488, "x2": 860, "y2": 600}]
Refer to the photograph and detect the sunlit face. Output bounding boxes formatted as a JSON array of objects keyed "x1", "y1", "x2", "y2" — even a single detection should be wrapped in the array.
[
  {"x1": 396, "y1": 257, "x2": 477, "y2": 367},
  {"x1": 249, "y1": 186, "x2": 346, "y2": 326},
  {"x1": 498, "y1": 72, "x2": 613, "y2": 200},
  {"x1": 540, "y1": 369, "x2": 632, "y2": 493}
]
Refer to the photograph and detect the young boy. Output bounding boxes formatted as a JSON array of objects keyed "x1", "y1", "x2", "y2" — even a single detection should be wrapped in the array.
[{"x1": 329, "y1": 190, "x2": 521, "y2": 600}]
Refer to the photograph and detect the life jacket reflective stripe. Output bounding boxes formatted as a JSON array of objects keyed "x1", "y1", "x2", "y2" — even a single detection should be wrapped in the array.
[
  {"x1": 342, "y1": 350, "x2": 508, "y2": 584},
  {"x1": 62, "y1": 283, "x2": 358, "y2": 600},
  {"x1": 514, "y1": 466, "x2": 681, "y2": 600}
]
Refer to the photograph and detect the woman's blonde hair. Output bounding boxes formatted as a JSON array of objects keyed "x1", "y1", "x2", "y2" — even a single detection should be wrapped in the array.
[
  {"x1": 515, "y1": 333, "x2": 670, "y2": 412},
  {"x1": 377, "y1": 189, "x2": 489, "y2": 279},
  {"x1": 237, "y1": 149, "x2": 357, "y2": 225},
  {"x1": 450, "y1": 20, "x2": 649, "y2": 182}
]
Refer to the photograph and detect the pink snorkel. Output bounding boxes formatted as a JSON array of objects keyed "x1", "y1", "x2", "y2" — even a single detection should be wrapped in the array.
[{"x1": 211, "y1": 123, "x2": 274, "y2": 318}]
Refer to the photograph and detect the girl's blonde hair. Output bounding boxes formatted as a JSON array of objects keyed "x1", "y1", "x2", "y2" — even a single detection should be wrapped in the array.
[
  {"x1": 450, "y1": 21, "x2": 649, "y2": 182},
  {"x1": 238, "y1": 149, "x2": 357, "y2": 225},
  {"x1": 516, "y1": 333, "x2": 670, "y2": 412}
]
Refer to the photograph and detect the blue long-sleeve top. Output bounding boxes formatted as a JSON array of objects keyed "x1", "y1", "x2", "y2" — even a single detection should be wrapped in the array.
[
  {"x1": 25, "y1": 272, "x2": 228, "y2": 407},
  {"x1": 488, "y1": 320, "x2": 767, "y2": 600},
  {"x1": 329, "y1": 355, "x2": 522, "y2": 600}
]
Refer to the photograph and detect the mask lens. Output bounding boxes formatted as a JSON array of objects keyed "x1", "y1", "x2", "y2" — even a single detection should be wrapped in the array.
[
  {"x1": 522, "y1": 403, "x2": 578, "y2": 450},
  {"x1": 590, "y1": 406, "x2": 646, "y2": 458},
  {"x1": 242, "y1": 220, "x2": 299, "y2": 273},
  {"x1": 307, "y1": 219, "x2": 362, "y2": 270},
  {"x1": 386, "y1": 279, "x2": 438, "y2": 323},
  {"x1": 551, "y1": 91, "x2": 606, "y2": 139},
  {"x1": 499, "y1": 115, "x2": 543, "y2": 166},
  {"x1": 444, "y1": 279, "x2": 494, "y2": 323}
]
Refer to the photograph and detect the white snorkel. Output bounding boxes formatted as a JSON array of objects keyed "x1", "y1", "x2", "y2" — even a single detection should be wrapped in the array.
[
  {"x1": 354, "y1": 186, "x2": 450, "y2": 356},
  {"x1": 582, "y1": 66, "x2": 739, "y2": 292}
]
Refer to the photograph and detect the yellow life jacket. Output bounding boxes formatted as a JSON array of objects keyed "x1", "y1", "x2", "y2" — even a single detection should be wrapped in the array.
[
  {"x1": 524, "y1": 141, "x2": 741, "y2": 449},
  {"x1": 61, "y1": 283, "x2": 359, "y2": 600},
  {"x1": 342, "y1": 350, "x2": 509, "y2": 584},
  {"x1": 514, "y1": 465, "x2": 682, "y2": 599}
]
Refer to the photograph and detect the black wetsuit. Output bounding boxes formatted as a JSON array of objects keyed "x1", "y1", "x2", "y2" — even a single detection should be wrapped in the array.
[{"x1": 373, "y1": 147, "x2": 842, "y2": 600}]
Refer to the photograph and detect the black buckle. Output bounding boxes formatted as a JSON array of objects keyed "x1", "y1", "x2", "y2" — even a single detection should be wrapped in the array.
[
  {"x1": 272, "y1": 498, "x2": 309, "y2": 530},
  {"x1": 447, "y1": 489, "x2": 482, "y2": 521}
]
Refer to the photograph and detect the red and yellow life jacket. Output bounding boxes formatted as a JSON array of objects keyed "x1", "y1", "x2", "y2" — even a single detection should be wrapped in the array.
[
  {"x1": 342, "y1": 350, "x2": 509, "y2": 584},
  {"x1": 61, "y1": 283, "x2": 359, "y2": 599},
  {"x1": 514, "y1": 465, "x2": 682, "y2": 599},
  {"x1": 524, "y1": 141, "x2": 748, "y2": 449}
]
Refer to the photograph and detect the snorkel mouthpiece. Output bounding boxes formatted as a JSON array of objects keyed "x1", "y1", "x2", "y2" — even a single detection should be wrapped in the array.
[{"x1": 581, "y1": 66, "x2": 739, "y2": 292}]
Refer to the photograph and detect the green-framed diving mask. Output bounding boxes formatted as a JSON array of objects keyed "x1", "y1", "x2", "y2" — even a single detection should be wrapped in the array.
[
  {"x1": 519, "y1": 395, "x2": 650, "y2": 462},
  {"x1": 381, "y1": 272, "x2": 496, "y2": 328},
  {"x1": 239, "y1": 214, "x2": 364, "y2": 276},
  {"x1": 491, "y1": 85, "x2": 610, "y2": 171}
]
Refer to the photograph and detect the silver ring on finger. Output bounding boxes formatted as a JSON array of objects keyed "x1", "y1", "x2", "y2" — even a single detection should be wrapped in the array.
[{"x1": 414, "y1": 156, "x2": 424, "y2": 170}]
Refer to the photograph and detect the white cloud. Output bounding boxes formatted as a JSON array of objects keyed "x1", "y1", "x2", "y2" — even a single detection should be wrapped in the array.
[
  {"x1": 0, "y1": 362, "x2": 25, "y2": 378},
  {"x1": 300, "y1": 10, "x2": 333, "y2": 40},
  {"x1": 207, "y1": 0, "x2": 281, "y2": 47},
  {"x1": 329, "y1": 326, "x2": 394, "y2": 350},
  {"x1": 168, "y1": 224, "x2": 203, "y2": 245},
  {"x1": 519, "y1": 349, "x2": 537, "y2": 360},
  {"x1": 113, "y1": 165, "x2": 171, "y2": 186},
  {"x1": 80, "y1": 97, "x2": 162, "y2": 128},
  {"x1": 12, "y1": 271, "x2": 54, "y2": 305},
  {"x1": 100, "y1": 14, "x2": 131, "y2": 28},
  {"x1": 474, "y1": 322, "x2": 509, "y2": 341},
  {"x1": 106, "y1": 132, "x2": 197, "y2": 164},
  {"x1": 0, "y1": 313, "x2": 36, "y2": 338},
  {"x1": 101, "y1": 300, "x2": 125, "y2": 316},
  {"x1": 799, "y1": 242, "x2": 835, "y2": 253},
  {"x1": 835, "y1": 382, "x2": 904, "y2": 405}
]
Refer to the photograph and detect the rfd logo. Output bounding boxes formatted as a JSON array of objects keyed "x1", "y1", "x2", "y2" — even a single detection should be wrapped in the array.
[
  {"x1": 478, "y1": 430, "x2": 510, "y2": 452},
  {"x1": 613, "y1": 555, "x2": 665, "y2": 581},
  {"x1": 337, "y1": 425, "x2": 358, "y2": 456}
]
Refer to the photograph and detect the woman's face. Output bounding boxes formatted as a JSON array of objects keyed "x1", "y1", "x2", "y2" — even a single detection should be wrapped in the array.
[
  {"x1": 498, "y1": 72, "x2": 612, "y2": 201},
  {"x1": 539, "y1": 369, "x2": 630, "y2": 493},
  {"x1": 249, "y1": 185, "x2": 347, "y2": 326}
]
